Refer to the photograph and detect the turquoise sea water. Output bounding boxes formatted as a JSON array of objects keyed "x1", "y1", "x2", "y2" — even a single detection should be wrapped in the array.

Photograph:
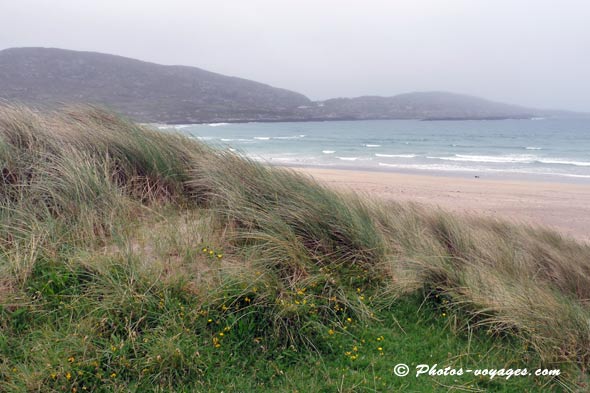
[{"x1": 158, "y1": 119, "x2": 590, "y2": 183}]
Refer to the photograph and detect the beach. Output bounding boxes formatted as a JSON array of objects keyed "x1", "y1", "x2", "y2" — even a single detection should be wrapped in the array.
[{"x1": 294, "y1": 167, "x2": 590, "y2": 242}]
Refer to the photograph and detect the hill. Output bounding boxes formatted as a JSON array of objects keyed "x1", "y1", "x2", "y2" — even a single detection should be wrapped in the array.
[
  {"x1": 0, "y1": 47, "x2": 311, "y2": 123},
  {"x1": 0, "y1": 47, "x2": 586, "y2": 123},
  {"x1": 302, "y1": 92, "x2": 537, "y2": 120}
]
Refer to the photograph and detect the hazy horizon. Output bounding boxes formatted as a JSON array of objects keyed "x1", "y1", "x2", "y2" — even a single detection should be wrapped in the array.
[{"x1": 2, "y1": 0, "x2": 589, "y2": 112}]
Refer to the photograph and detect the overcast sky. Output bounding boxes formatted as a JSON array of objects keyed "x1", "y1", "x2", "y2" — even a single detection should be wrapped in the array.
[{"x1": 2, "y1": 0, "x2": 589, "y2": 111}]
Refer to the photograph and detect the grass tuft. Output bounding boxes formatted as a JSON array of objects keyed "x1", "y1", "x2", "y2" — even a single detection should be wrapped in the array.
[{"x1": 1, "y1": 105, "x2": 589, "y2": 391}]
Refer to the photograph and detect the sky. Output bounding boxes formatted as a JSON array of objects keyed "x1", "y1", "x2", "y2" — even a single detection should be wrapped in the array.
[{"x1": 1, "y1": 0, "x2": 589, "y2": 111}]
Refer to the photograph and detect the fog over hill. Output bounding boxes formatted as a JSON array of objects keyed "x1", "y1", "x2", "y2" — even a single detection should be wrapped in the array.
[{"x1": 0, "y1": 47, "x2": 585, "y2": 123}]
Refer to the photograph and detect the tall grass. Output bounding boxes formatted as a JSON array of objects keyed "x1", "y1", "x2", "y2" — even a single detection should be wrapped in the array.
[{"x1": 1, "y1": 105, "x2": 590, "y2": 390}]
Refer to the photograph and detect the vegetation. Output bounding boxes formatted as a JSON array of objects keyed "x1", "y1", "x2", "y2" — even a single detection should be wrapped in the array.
[{"x1": 1, "y1": 105, "x2": 589, "y2": 392}]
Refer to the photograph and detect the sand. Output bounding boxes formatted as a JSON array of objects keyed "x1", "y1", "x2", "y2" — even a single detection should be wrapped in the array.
[{"x1": 292, "y1": 168, "x2": 590, "y2": 243}]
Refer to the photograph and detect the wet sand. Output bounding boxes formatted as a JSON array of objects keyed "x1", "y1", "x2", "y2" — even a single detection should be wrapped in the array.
[{"x1": 293, "y1": 168, "x2": 590, "y2": 243}]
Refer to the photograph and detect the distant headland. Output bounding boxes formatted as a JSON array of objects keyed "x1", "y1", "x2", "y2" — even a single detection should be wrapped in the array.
[{"x1": 0, "y1": 47, "x2": 587, "y2": 124}]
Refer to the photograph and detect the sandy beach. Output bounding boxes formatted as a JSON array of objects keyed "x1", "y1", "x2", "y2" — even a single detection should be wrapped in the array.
[{"x1": 294, "y1": 168, "x2": 590, "y2": 243}]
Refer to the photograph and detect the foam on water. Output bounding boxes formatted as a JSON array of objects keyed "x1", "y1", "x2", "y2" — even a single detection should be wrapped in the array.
[
  {"x1": 169, "y1": 118, "x2": 590, "y2": 183},
  {"x1": 537, "y1": 159, "x2": 590, "y2": 167},
  {"x1": 429, "y1": 154, "x2": 537, "y2": 163},
  {"x1": 275, "y1": 135, "x2": 306, "y2": 140},
  {"x1": 375, "y1": 153, "x2": 417, "y2": 158}
]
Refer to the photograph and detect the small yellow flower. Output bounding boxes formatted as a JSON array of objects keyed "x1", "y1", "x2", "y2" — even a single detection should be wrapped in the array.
[
  {"x1": 377, "y1": 347, "x2": 383, "y2": 351},
  {"x1": 219, "y1": 332, "x2": 224, "y2": 337},
  {"x1": 209, "y1": 250, "x2": 214, "y2": 255},
  {"x1": 50, "y1": 373, "x2": 57, "y2": 380},
  {"x1": 244, "y1": 297, "x2": 251, "y2": 303},
  {"x1": 224, "y1": 326, "x2": 230, "y2": 332},
  {"x1": 202, "y1": 247, "x2": 208, "y2": 252},
  {"x1": 68, "y1": 356, "x2": 75, "y2": 363},
  {"x1": 346, "y1": 317, "x2": 352, "y2": 323},
  {"x1": 217, "y1": 254, "x2": 223, "y2": 259},
  {"x1": 110, "y1": 372, "x2": 117, "y2": 378},
  {"x1": 66, "y1": 372, "x2": 72, "y2": 380},
  {"x1": 442, "y1": 313, "x2": 447, "y2": 317},
  {"x1": 353, "y1": 346, "x2": 358, "y2": 352}
]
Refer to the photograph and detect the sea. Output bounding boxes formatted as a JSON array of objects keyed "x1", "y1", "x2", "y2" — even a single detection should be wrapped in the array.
[{"x1": 157, "y1": 118, "x2": 590, "y2": 183}]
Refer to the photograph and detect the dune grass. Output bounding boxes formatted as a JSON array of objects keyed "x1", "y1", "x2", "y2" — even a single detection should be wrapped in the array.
[{"x1": 1, "y1": 105, "x2": 589, "y2": 391}]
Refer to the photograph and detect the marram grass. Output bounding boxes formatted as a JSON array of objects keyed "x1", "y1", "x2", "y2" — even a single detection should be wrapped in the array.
[{"x1": 1, "y1": 105, "x2": 589, "y2": 391}]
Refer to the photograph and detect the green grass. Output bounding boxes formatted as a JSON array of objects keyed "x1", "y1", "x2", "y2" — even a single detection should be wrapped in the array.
[{"x1": 1, "y1": 105, "x2": 589, "y2": 391}]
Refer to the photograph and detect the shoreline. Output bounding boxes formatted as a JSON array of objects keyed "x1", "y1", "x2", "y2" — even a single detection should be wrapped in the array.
[
  {"x1": 290, "y1": 166, "x2": 590, "y2": 243},
  {"x1": 158, "y1": 115, "x2": 540, "y2": 125},
  {"x1": 271, "y1": 162, "x2": 590, "y2": 185}
]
